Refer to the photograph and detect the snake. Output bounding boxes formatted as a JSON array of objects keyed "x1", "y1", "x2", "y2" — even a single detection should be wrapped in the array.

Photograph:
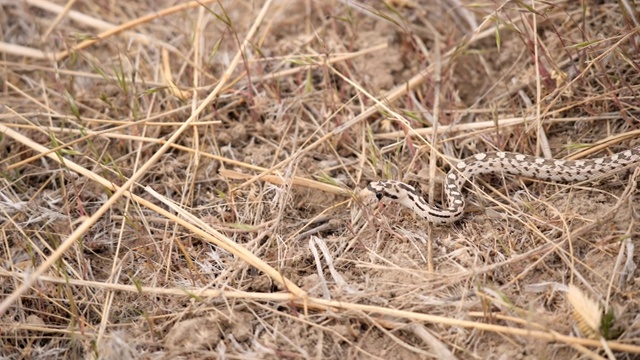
[{"x1": 362, "y1": 145, "x2": 640, "y2": 224}]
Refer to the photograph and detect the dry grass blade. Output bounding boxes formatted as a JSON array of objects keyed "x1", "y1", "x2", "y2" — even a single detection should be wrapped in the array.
[{"x1": 0, "y1": 0, "x2": 274, "y2": 313}]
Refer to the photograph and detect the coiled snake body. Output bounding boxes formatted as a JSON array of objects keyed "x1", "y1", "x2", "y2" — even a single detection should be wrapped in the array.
[{"x1": 364, "y1": 145, "x2": 640, "y2": 224}]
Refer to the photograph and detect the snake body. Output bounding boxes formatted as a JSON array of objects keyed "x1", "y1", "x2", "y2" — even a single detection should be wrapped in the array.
[{"x1": 364, "y1": 145, "x2": 640, "y2": 224}]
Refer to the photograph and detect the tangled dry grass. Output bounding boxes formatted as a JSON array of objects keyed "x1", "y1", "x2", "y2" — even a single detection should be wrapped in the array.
[{"x1": 1, "y1": 0, "x2": 640, "y2": 358}]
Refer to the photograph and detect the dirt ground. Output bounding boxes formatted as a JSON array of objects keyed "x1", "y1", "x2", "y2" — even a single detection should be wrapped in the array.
[{"x1": 1, "y1": 0, "x2": 640, "y2": 359}]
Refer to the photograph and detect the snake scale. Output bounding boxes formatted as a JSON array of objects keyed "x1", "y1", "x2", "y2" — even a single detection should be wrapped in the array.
[{"x1": 363, "y1": 145, "x2": 640, "y2": 224}]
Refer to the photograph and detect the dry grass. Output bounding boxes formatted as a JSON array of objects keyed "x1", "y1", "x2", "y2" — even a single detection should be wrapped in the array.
[{"x1": 2, "y1": 0, "x2": 640, "y2": 358}]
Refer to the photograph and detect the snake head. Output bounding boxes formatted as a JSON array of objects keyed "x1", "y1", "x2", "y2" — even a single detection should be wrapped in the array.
[
  {"x1": 360, "y1": 180, "x2": 460, "y2": 224},
  {"x1": 359, "y1": 181, "x2": 396, "y2": 205},
  {"x1": 365, "y1": 180, "x2": 418, "y2": 201},
  {"x1": 365, "y1": 182, "x2": 385, "y2": 200}
]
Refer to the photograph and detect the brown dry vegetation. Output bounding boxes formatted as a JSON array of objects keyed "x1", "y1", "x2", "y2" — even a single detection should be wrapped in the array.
[{"x1": 1, "y1": 0, "x2": 640, "y2": 359}]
